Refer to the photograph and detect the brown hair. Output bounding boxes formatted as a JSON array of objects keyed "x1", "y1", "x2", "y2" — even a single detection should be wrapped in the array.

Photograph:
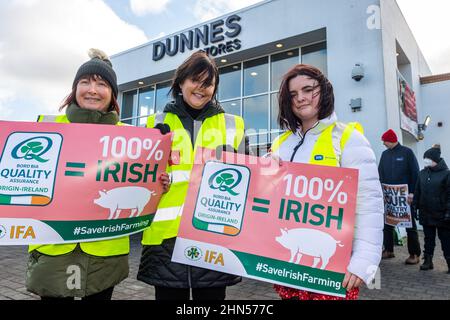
[
  {"x1": 170, "y1": 50, "x2": 219, "y2": 102},
  {"x1": 59, "y1": 74, "x2": 120, "y2": 115},
  {"x1": 278, "y1": 64, "x2": 334, "y2": 132}
]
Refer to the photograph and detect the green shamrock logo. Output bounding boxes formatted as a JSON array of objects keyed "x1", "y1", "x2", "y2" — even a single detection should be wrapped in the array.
[
  {"x1": 185, "y1": 246, "x2": 202, "y2": 261},
  {"x1": 0, "y1": 226, "x2": 6, "y2": 239},
  {"x1": 209, "y1": 169, "x2": 242, "y2": 196},
  {"x1": 11, "y1": 137, "x2": 52, "y2": 163},
  {"x1": 21, "y1": 141, "x2": 44, "y2": 157},
  {"x1": 216, "y1": 173, "x2": 235, "y2": 189}
]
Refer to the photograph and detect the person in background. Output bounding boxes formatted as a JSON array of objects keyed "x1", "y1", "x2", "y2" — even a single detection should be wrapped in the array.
[
  {"x1": 268, "y1": 64, "x2": 384, "y2": 300},
  {"x1": 413, "y1": 146, "x2": 450, "y2": 272},
  {"x1": 378, "y1": 129, "x2": 421, "y2": 264},
  {"x1": 26, "y1": 49, "x2": 170, "y2": 300},
  {"x1": 137, "y1": 50, "x2": 248, "y2": 300}
]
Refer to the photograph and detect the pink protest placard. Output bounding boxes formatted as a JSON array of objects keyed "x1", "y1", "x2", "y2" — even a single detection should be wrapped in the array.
[
  {"x1": 173, "y1": 152, "x2": 358, "y2": 297},
  {"x1": 0, "y1": 120, "x2": 171, "y2": 244}
]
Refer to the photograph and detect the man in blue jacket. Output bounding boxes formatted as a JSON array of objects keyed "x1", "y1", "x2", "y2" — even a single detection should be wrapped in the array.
[{"x1": 378, "y1": 129, "x2": 421, "y2": 264}]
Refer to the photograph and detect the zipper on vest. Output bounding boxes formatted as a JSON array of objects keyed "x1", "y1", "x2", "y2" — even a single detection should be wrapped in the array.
[{"x1": 289, "y1": 124, "x2": 317, "y2": 162}]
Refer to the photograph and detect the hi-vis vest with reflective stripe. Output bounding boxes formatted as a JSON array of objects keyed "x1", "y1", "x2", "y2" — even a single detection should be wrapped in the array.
[
  {"x1": 142, "y1": 112, "x2": 245, "y2": 245},
  {"x1": 271, "y1": 122, "x2": 364, "y2": 167},
  {"x1": 29, "y1": 114, "x2": 130, "y2": 257}
]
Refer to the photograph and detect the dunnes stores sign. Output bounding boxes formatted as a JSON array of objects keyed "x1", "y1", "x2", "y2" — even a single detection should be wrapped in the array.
[{"x1": 153, "y1": 14, "x2": 242, "y2": 61}]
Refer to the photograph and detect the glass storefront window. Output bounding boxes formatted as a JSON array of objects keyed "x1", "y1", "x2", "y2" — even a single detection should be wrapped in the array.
[
  {"x1": 243, "y1": 57, "x2": 268, "y2": 96},
  {"x1": 155, "y1": 81, "x2": 172, "y2": 113},
  {"x1": 302, "y1": 43, "x2": 327, "y2": 76},
  {"x1": 218, "y1": 64, "x2": 241, "y2": 101},
  {"x1": 243, "y1": 95, "x2": 268, "y2": 130},
  {"x1": 270, "y1": 93, "x2": 281, "y2": 131},
  {"x1": 121, "y1": 90, "x2": 137, "y2": 125},
  {"x1": 120, "y1": 42, "x2": 327, "y2": 143},
  {"x1": 221, "y1": 99, "x2": 241, "y2": 116},
  {"x1": 271, "y1": 49, "x2": 299, "y2": 91},
  {"x1": 243, "y1": 95, "x2": 269, "y2": 146},
  {"x1": 138, "y1": 86, "x2": 154, "y2": 127}
]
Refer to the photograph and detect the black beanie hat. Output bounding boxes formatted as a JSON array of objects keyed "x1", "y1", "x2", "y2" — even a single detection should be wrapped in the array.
[
  {"x1": 423, "y1": 147, "x2": 441, "y2": 163},
  {"x1": 72, "y1": 49, "x2": 118, "y2": 98}
]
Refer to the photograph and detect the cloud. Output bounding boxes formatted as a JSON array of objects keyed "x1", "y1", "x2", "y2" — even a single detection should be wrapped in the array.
[
  {"x1": 130, "y1": 0, "x2": 171, "y2": 16},
  {"x1": 397, "y1": 0, "x2": 450, "y2": 74},
  {"x1": 0, "y1": 0, "x2": 148, "y2": 121},
  {"x1": 11, "y1": 0, "x2": 39, "y2": 6},
  {"x1": 192, "y1": 0, "x2": 262, "y2": 21},
  {"x1": 0, "y1": 89, "x2": 15, "y2": 120},
  {"x1": 428, "y1": 48, "x2": 450, "y2": 74}
]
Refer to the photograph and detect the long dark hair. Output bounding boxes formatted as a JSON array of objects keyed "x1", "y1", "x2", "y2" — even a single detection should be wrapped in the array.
[
  {"x1": 170, "y1": 50, "x2": 220, "y2": 102},
  {"x1": 59, "y1": 74, "x2": 120, "y2": 115},
  {"x1": 278, "y1": 64, "x2": 334, "y2": 132}
]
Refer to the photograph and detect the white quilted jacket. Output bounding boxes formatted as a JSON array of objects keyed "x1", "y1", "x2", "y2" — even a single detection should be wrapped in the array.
[{"x1": 274, "y1": 113, "x2": 384, "y2": 284}]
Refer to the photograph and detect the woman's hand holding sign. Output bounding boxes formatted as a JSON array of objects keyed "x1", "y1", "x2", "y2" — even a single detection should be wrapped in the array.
[{"x1": 342, "y1": 272, "x2": 363, "y2": 291}]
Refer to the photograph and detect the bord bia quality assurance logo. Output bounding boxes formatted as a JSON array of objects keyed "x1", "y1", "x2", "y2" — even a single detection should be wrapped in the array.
[{"x1": 193, "y1": 162, "x2": 250, "y2": 236}]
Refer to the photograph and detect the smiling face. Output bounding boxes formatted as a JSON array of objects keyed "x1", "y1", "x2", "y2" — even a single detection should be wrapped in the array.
[
  {"x1": 289, "y1": 75, "x2": 321, "y2": 124},
  {"x1": 179, "y1": 75, "x2": 216, "y2": 110},
  {"x1": 75, "y1": 75, "x2": 112, "y2": 112}
]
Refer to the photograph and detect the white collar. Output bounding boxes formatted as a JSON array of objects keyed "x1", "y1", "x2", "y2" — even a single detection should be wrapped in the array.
[{"x1": 296, "y1": 112, "x2": 338, "y2": 137}]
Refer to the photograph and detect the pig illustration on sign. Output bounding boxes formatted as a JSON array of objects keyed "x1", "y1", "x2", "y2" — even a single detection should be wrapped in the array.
[
  {"x1": 94, "y1": 187, "x2": 156, "y2": 220},
  {"x1": 275, "y1": 228, "x2": 344, "y2": 270}
]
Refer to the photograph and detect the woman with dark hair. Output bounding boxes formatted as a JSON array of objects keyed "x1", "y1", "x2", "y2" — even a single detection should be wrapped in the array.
[
  {"x1": 269, "y1": 64, "x2": 384, "y2": 300},
  {"x1": 137, "y1": 50, "x2": 248, "y2": 300},
  {"x1": 26, "y1": 49, "x2": 170, "y2": 300}
]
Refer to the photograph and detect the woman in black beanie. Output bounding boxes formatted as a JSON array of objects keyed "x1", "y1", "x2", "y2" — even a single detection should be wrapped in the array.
[
  {"x1": 413, "y1": 146, "x2": 450, "y2": 272},
  {"x1": 26, "y1": 49, "x2": 170, "y2": 300}
]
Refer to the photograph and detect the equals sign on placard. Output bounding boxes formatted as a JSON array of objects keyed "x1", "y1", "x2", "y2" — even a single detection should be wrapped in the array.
[
  {"x1": 252, "y1": 198, "x2": 270, "y2": 214},
  {"x1": 65, "y1": 162, "x2": 86, "y2": 177}
]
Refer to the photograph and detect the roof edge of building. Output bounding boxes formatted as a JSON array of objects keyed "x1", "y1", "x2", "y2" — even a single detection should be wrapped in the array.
[{"x1": 420, "y1": 73, "x2": 450, "y2": 85}]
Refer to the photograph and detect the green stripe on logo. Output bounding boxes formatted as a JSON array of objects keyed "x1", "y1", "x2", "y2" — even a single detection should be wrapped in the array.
[{"x1": 0, "y1": 194, "x2": 12, "y2": 204}]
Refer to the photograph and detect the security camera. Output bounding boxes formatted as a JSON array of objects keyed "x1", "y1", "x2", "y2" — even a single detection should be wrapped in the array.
[{"x1": 352, "y1": 63, "x2": 365, "y2": 82}]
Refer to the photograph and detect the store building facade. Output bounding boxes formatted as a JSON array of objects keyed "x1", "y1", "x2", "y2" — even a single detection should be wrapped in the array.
[{"x1": 111, "y1": 0, "x2": 449, "y2": 161}]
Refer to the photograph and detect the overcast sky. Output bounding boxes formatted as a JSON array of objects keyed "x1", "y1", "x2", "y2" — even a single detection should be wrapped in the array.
[{"x1": 0, "y1": 0, "x2": 449, "y2": 122}]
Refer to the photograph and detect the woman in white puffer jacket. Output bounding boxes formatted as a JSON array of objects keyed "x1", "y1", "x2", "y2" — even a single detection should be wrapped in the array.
[{"x1": 269, "y1": 64, "x2": 384, "y2": 300}]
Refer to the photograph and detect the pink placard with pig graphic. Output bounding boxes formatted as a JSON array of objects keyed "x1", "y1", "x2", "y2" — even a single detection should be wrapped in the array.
[
  {"x1": 173, "y1": 152, "x2": 358, "y2": 297},
  {"x1": 0, "y1": 120, "x2": 171, "y2": 245}
]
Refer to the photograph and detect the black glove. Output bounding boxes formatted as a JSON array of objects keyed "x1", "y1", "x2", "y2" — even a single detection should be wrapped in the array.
[
  {"x1": 418, "y1": 211, "x2": 425, "y2": 226},
  {"x1": 410, "y1": 204, "x2": 418, "y2": 220},
  {"x1": 154, "y1": 123, "x2": 171, "y2": 135}
]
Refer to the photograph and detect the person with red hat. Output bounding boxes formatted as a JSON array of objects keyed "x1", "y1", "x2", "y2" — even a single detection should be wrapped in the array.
[{"x1": 378, "y1": 129, "x2": 421, "y2": 264}]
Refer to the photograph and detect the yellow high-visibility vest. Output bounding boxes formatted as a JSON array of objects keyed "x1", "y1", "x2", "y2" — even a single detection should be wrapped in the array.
[
  {"x1": 28, "y1": 114, "x2": 130, "y2": 257},
  {"x1": 271, "y1": 122, "x2": 364, "y2": 167},
  {"x1": 141, "y1": 112, "x2": 245, "y2": 245}
]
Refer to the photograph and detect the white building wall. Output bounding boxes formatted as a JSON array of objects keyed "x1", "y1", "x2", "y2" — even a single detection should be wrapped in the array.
[
  {"x1": 325, "y1": 0, "x2": 386, "y2": 160},
  {"x1": 420, "y1": 80, "x2": 450, "y2": 164},
  {"x1": 380, "y1": 0, "x2": 432, "y2": 158},
  {"x1": 112, "y1": 0, "x2": 435, "y2": 163}
]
